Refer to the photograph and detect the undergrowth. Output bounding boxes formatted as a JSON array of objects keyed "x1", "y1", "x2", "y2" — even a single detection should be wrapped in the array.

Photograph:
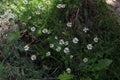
[{"x1": 0, "y1": 0, "x2": 120, "y2": 80}]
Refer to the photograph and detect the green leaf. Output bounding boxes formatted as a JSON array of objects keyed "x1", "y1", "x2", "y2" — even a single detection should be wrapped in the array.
[
  {"x1": 58, "y1": 72, "x2": 74, "y2": 80},
  {"x1": 92, "y1": 59, "x2": 112, "y2": 71}
]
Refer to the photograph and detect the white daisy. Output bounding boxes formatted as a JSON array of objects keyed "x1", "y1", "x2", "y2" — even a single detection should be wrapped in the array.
[
  {"x1": 42, "y1": 28, "x2": 49, "y2": 34},
  {"x1": 83, "y1": 27, "x2": 89, "y2": 33},
  {"x1": 73, "y1": 37, "x2": 79, "y2": 44},
  {"x1": 38, "y1": 4, "x2": 44, "y2": 10},
  {"x1": 45, "y1": 0, "x2": 51, "y2": 5},
  {"x1": 59, "y1": 39, "x2": 65, "y2": 45},
  {"x1": 56, "y1": 4, "x2": 62, "y2": 8},
  {"x1": 55, "y1": 36, "x2": 58, "y2": 39},
  {"x1": 93, "y1": 37, "x2": 99, "y2": 43},
  {"x1": 42, "y1": 28, "x2": 48, "y2": 33},
  {"x1": 31, "y1": 55, "x2": 37, "y2": 60},
  {"x1": 64, "y1": 47, "x2": 70, "y2": 54},
  {"x1": 56, "y1": 46, "x2": 62, "y2": 52},
  {"x1": 87, "y1": 44, "x2": 93, "y2": 50},
  {"x1": 31, "y1": 27, "x2": 36, "y2": 32},
  {"x1": 83, "y1": 57, "x2": 88, "y2": 63},
  {"x1": 64, "y1": 41, "x2": 69, "y2": 46},
  {"x1": 66, "y1": 22, "x2": 72, "y2": 27},
  {"x1": 56, "y1": 4, "x2": 66, "y2": 9},
  {"x1": 24, "y1": 45, "x2": 29, "y2": 51},
  {"x1": 66, "y1": 68, "x2": 71, "y2": 74},
  {"x1": 50, "y1": 44, "x2": 54, "y2": 48},
  {"x1": 23, "y1": 0, "x2": 28, "y2": 4},
  {"x1": 46, "y1": 51, "x2": 51, "y2": 57},
  {"x1": 61, "y1": 4, "x2": 66, "y2": 8}
]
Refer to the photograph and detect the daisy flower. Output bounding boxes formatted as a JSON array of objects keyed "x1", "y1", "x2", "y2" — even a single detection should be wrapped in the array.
[
  {"x1": 46, "y1": 51, "x2": 51, "y2": 57},
  {"x1": 55, "y1": 36, "x2": 58, "y2": 39},
  {"x1": 93, "y1": 37, "x2": 99, "y2": 43},
  {"x1": 45, "y1": 0, "x2": 51, "y2": 5},
  {"x1": 50, "y1": 44, "x2": 54, "y2": 48},
  {"x1": 64, "y1": 41, "x2": 69, "y2": 46},
  {"x1": 56, "y1": 46, "x2": 62, "y2": 52},
  {"x1": 23, "y1": 0, "x2": 28, "y2": 4},
  {"x1": 61, "y1": 4, "x2": 66, "y2": 8},
  {"x1": 83, "y1": 57, "x2": 88, "y2": 63},
  {"x1": 73, "y1": 37, "x2": 79, "y2": 44},
  {"x1": 64, "y1": 47, "x2": 70, "y2": 54},
  {"x1": 31, "y1": 55, "x2": 37, "y2": 60},
  {"x1": 31, "y1": 27, "x2": 36, "y2": 32},
  {"x1": 24, "y1": 45, "x2": 29, "y2": 51},
  {"x1": 38, "y1": 4, "x2": 44, "y2": 10},
  {"x1": 56, "y1": 4, "x2": 66, "y2": 8},
  {"x1": 66, "y1": 22, "x2": 72, "y2": 27},
  {"x1": 83, "y1": 27, "x2": 89, "y2": 33},
  {"x1": 87, "y1": 44, "x2": 93, "y2": 50},
  {"x1": 42, "y1": 28, "x2": 48, "y2": 33},
  {"x1": 56, "y1": 4, "x2": 62, "y2": 8},
  {"x1": 59, "y1": 39, "x2": 65, "y2": 45},
  {"x1": 42, "y1": 28, "x2": 50, "y2": 34},
  {"x1": 66, "y1": 68, "x2": 71, "y2": 74}
]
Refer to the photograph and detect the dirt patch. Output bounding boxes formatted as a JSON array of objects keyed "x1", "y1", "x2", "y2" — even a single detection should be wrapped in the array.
[{"x1": 0, "y1": 9, "x2": 18, "y2": 42}]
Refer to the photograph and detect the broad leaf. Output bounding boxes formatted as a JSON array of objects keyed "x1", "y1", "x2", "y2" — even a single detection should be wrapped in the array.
[
  {"x1": 58, "y1": 72, "x2": 74, "y2": 80},
  {"x1": 92, "y1": 59, "x2": 112, "y2": 71}
]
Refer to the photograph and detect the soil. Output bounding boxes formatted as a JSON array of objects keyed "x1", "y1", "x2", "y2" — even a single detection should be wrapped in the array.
[{"x1": 0, "y1": 9, "x2": 18, "y2": 42}]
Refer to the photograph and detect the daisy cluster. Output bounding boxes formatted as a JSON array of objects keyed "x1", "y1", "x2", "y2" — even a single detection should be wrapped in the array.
[{"x1": 21, "y1": 0, "x2": 100, "y2": 74}]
